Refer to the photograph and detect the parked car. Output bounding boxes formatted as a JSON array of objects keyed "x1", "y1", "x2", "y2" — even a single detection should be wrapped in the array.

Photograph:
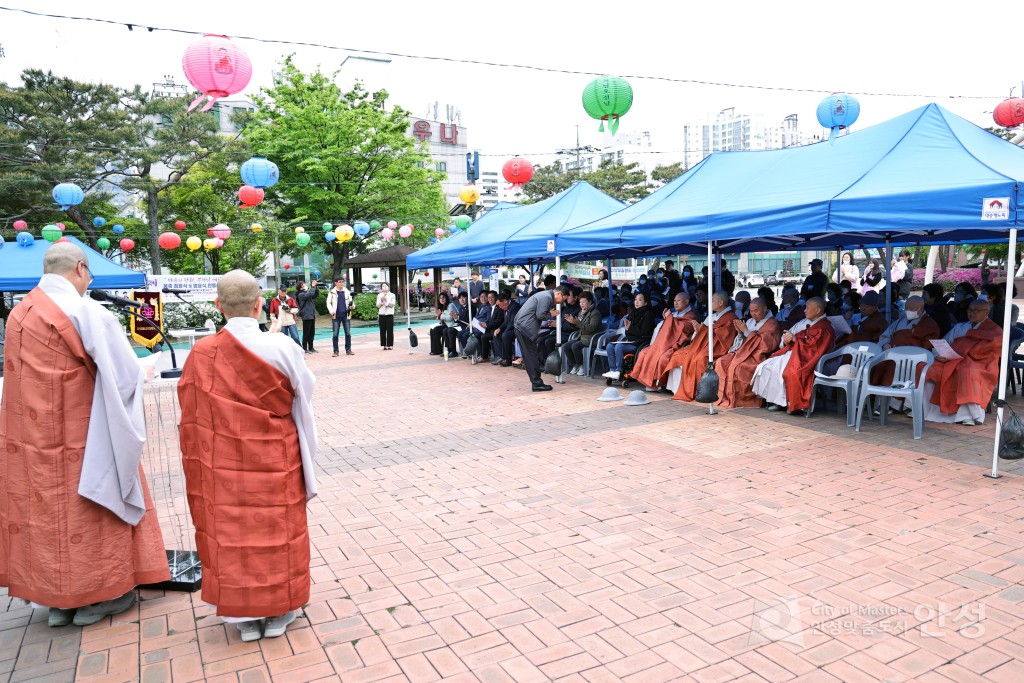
[
  {"x1": 361, "y1": 283, "x2": 383, "y2": 293},
  {"x1": 738, "y1": 273, "x2": 765, "y2": 288}
]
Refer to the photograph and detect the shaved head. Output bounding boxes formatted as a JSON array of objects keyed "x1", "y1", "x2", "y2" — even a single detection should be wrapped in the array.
[
  {"x1": 749, "y1": 297, "x2": 768, "y2": 320},
  {"x1": 805, "y1": 297, "x2": 825, "y2": 318},
  {"x1": 217, "y1": 269, "x2": 263, "y2": 319},
  {"x1": 43, "y1": 242, "x2": 87, "y2": 275}
]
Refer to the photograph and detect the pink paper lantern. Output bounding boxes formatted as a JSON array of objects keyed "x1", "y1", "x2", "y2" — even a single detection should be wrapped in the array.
[
  {"x1": 56, "y1": 222, "x2": 66, "y2": 232},
  {"x1": 381, "y1": 228, "x2": 394, "y2": 240},
  {"x1": 213, "y1": 237, "x2": 225, "y2": 248},
  {"x1": 399, "y1": 224, "x2": 413, "y2": 239},
  {"x1": 181, "y1": 35, "x2": 253, "y2": 113},
  {"x1": 13, "y1": 220, "x2": 27, "y2": 230},
  {"x1": 120, "y1": 238, "x2": 135, "y2": 253},
  {"x1": 211, "y1": 224, "x2": 231, "y2": 240},
  {"x1": 387, "y1": 220, "x2": 398, "y2": 230},
  {"x1": 434, "y1": 227, "x2": 444, "y2": 237}
]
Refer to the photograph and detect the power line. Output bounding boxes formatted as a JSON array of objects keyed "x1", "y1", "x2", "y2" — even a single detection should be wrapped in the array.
[{"x1": 0, "y1": 4, "x2": 1004, "y2": 101}]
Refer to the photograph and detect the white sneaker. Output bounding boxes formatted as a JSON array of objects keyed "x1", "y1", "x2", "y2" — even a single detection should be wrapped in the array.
[
  {"x1": 960, "y1": 418, "x2": 976, "y2": 426},
  {"x1": 576, "y1": 367, "x2": 586, "y2": 376},
  {"x1": 571, "y1": 365, "x2": 581, "y2": 375},
  {"x1": 237, "y1": 620, "x2": 263, "y2": 642},
  {"x1": 263, "y1": 610, "x2": 297, "y2": 638},
  {"x1": 604, "y1": 371, "x2": 621, "y2": 380}
]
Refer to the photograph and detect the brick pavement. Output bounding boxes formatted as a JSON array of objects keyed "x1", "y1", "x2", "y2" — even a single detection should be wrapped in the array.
[{"x1": 3, "y1": 323, "x2": 1024, "y2": 682}]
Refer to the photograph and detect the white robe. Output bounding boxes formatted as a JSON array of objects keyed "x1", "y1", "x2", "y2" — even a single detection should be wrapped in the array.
[
  {"x1": 727, "y1": 312, "x2": 774, "y2": 353},
  {"x1": 922, "y1": 321, "x2": 986, "y2": 424},
  {"x1": 37, "y1": 274, "x2": 150, "y2": 526},
  {"x1": 751, "y1": 316, "x2": 821, "y2": 407},
  {"x1": 221, "y1": 316, "x2": 319, "y2": 499}
]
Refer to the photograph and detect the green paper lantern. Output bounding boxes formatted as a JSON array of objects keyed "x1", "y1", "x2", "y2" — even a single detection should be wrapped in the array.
[
  {"x1": 582, "y1": 76, "x2": 633, "y2": 134},
  {"x1": 296, "y1": 232, "x2": 311, "y2": 247},
  {"x1": 41, "y1": 224, "x2": 62, "y2": 242},
  {"x1": 321, "y1": 222, "x2": 332, "y2": 231},
  {"x1": 97, "y1": 237, "x2": 111, "y2": 249},
  {"x1": 454, "y1": 215, "x2": 472, "y2": 230},
  {"x1": 369, "y1": 220, "x2": 381, "y2": 230}
]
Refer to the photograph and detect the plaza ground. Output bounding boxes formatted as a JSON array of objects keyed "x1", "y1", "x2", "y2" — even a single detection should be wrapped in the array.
[{"x1": 2, "y1": 321, "x2": 1024, "y2": 682}]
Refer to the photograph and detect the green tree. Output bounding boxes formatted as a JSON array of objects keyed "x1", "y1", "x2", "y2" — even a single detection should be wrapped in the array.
[
  {"x1": 521, "y1": 162, "x2": 574, "y2": 203},
  {"x1": 240, "y1": 58, "x2": 448, "y2": 280},
  {"x1": 521, "y1": 159, "x2": 653, "y2": 205},
  {"x1": 651, "y1": 162, "x2": 687, "y2": 187},
  {"x1": 158, "y1": 158, "x2": 279, "y2": 275}
]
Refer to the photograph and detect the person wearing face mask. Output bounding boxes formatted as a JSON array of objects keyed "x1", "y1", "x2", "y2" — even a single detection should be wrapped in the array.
[
  {"x1": 681, "y1": 266, "x2": 698, "y2": 296},
  {"x1": 838, "y1": 252, "x2": 860, "y2": 285},
  {"x1": 823, "y1": 283, "x2": 844, "y2": 317},
  {"x1": 869, "y1": 296, "x2": 940, "y2": 394},
  {"x1": 733, "y1": 290, "x2": 751, "y2": 320},
  {"x1": 0, "y1": 242, "x2": 169, "y2": 627}
]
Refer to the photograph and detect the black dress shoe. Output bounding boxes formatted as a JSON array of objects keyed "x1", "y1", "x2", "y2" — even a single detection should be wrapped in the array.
[
  {"x1": 788, "y1": 409, "x2": 808, "y2": 417},
  {"x1": 499, "y1": 360, "x2": 512, "y2": 367},
  {"x1": 532, "y1": 383, "x2": 553, "y2": 392},
  {"x1": 766, "y1": 404, "x2": 784, "y2": 412}
]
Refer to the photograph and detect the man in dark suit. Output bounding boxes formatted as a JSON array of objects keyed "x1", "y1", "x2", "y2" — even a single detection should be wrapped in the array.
[{"x1": 494, "y1": 292, "x2": 521, "y2": 366}]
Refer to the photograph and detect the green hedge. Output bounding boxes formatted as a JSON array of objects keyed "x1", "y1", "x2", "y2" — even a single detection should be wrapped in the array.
[{"x1": 353, "y1": 293, "x2": 379, "y2": 321}]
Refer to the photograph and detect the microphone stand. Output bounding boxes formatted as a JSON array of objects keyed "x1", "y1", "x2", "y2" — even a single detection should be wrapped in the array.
[
  {"x1": 167, "y1": 290, "x2": 219, "y2": 332},
  {"x1": 117, "y1": 305, "x2": 182, "y2": 379}
]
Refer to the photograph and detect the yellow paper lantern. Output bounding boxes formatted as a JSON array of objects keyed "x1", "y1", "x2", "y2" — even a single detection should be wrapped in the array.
[
  {"x1": 294, "y1": 226, "x2": 305, "y2": 234},
  {"x1": 459, "y1": 184, "x2": 480, "y2": 205},
  {"x1": 186, "y1": 236, "x2": 202, "y2": 251},
  {"x1": 203, "y1": 237, "x2": 218, "y2": 250},
  {"x1": 250, "y1": 223, "x2": 263, "y2": 234},
  {"x1": 336, "y1": 224, "x2": 355, "y2": 242}
]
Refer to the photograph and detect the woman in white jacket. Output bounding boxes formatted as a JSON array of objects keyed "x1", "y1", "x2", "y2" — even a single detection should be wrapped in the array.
[{"x1": 376, "y1": 283, "x2": 397, "y2": 350}]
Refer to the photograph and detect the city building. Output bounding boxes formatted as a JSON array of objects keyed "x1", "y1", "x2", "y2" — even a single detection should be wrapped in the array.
[
  {"x1": 405, "y1": 104, "x2": 470, "y2": 209},
  {"x1": 682, "y1": 109, "x2": 815, "y2": 168}
]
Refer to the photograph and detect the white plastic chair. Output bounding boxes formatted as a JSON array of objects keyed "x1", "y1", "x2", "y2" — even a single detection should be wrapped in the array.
[
  {"x1": 560, "y1": 331, "x2": 581, "y2": 374},
  {"x1": 809, "y1": 342, "x2": 882, "y2": 426},
  {"x1": 855, "y1": 348, "x2": 935, "y2": 440}
]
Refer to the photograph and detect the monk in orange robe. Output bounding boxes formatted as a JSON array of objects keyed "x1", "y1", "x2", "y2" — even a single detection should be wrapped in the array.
[
  {"x1": 179, "y1": 270, "x2": 318, "y2": 642},
  {"x1": 923, "y1": 299, "x2": 1002, "y2": 426},
  {"x1": 0, "y1": 242, "x2": 168, "y2": 628},
  {"x1": 672, "y1": 292, "x2": 740, "y2": 402},
  {"x1": 752, "y1": 297, "x2": 836, "y2": 414},
  {"x1": 632, "y1": 292, "x2": 699, "y2": 389},
  {"x1": 870, "y1": 296, "x2": 940, "y2": 387},
  {"x1": 837, "y1": 290, "x2": 887, "y2": 345},
  {"x1": 717, "y1": 298, "x2": 783, "y2": 408}
]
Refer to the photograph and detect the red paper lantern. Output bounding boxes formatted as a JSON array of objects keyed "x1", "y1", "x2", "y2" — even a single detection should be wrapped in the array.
[
  {"x1": 284, "y1": 264, "x2": 291, "y2": 270},
  {"x1": 181, "y1": 34, "x2": 252, "y2": 113},
  {"x1": 994, "y1": 98, "x2": 1024, "y2": 128},
  {"x1": 120, "y1": 238, "x2": 135, "y2": 252},
  {"x1": 158, "y1": 232, "x2": 182, "y2": 250},
  {"x1": 238, "y1": 185, "x2": 265, "y2": 208},
  {"x1": 502, "y1": 157, "x2": 535, "y2": 189},
  {"x1": 55, "y1": 237, "x2": 71, "y2": 244},
  {"x1": 174, "y1": 220, "x2": 187, "y2": 231}
]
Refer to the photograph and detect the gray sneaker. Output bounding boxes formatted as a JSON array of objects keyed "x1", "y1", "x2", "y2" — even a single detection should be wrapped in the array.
[
  {"x1": 263, "y1": 610, "x2": 297, "y2": 638},
  {"x1": 48, "y1": 608, "x2": 76, "y2": 628},
  {"x1": 237, "y1": 620, "x2": 263, "y2": 642},
  {"x1": 73, "y1": 591, "x2": 137, "y2": 626}
]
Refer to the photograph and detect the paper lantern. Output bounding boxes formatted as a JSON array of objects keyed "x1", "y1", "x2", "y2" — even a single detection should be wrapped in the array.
[
  {"x1": 387, "y1": 220, "x2": 398, "y2": 230},
  {"x1": 325, "y1": 231, "x2": 337, "y2": 242},
  {"x1": 186, "y1": 236, "x2": 202, "y2": 251},
  {"x1": 56, "y1": 222, "x2": 66, "y2": 232},
  {"x1": 816, "y1": 93, "x2": 861, "y2": 142},
  {"x1": 13, "y1": 220, "x2": 27, "y2": 230},
  {"x1": 582, "y1": 76, "x2": 633, "y2": 134},
  {"x1": 295, "y1": 226, "x2": 306, "y2": 234},
  {"x1": 337, "y1": 225, "x2": 354, "y2": 242},
  {"x1": 213, "y1": 237, "x2": 224, "y2": 248},
  {"x1": 296, "y1": 233, "x2": 311, "y2": 247},
  {"x1": 97, "y1": 237, "x2": 111, "y2": 250},
  {"x1": 203, "y1": 237, "x2": 218, "y2": 250},
  {"x1": 354, "y1": 221, "x2": 369, "y2": 236},
  {"x1": 120, "y1": 238, "x2": 135, "y2": 252},
  {"x1": 381, "y1": 227, "x2": 394, "y2": 240},
  {"x1": 238, "y1": 185, "x2": 264, "y2": 207},
  {"x1": 55, "y1": 237, "x2": 70, "y2": 244},
  {"x1": 994, "y1": 98, "x2": 1024, "y2": 128},
  {"x1": 314, "y1": 269, "x2": 321, "y2": 278},
  {"x1": 41, "y1": 224, "x2": 61, "y2": 242},
  {"x1": 174, "y1": 220, "x2": 187, "y2": 231},
  {"x1": 459, "y1": 185, "x2": 480, "y2": 205},
  {"x1": 211, "y1": 224, "x2": 231, "y2": 240},
  {"x1": 284, "y1": 263, "x2": 292, "y2": 270},
  {"x1": 250, "y1": 223, "x2": 263, "y2": 233},
  {"x1": 0, "y1": 235, "x2": 5, "y2": 250},
  {"x1": 372, "y1": 274, "x2": 378, "y2": 279},
  {"x1": 369, "y1": 220, "x2": 381, "y2": 230},
  {"x1": 239, "y1": 157, "x2": 279, "y2": 188},
  {"x1": 322, "y1": 222, "x2": 332, "y2": 231},
  {"x1": 16, "y1": 232, "x2": 33, "y2": 247},
  {"x1": 158, "y1": 232, "x2": 182, "y2": 249},
  {"x1": 181, "y1": 34, "x2": 252, "y2": 113},
  {"x1": 449, "y1": 225, "x2": 460, "y2": 234},
  {"x1": 93, "y1": 217, "x2": 107, "y2": 228},
  {"x1": 435, "y1": 227, "x2": 444, "y2": 237},
  {"x1": 112, "y1": 224, "x2": 125, "y2": 235},
  {"x1": 399, "y1": 224, "x2": 413, "y2": 238},
  {"x1": 502, "y1": 157, "x2": 534, "y2": 189},
  {"x1": 52, "y1": 183, "x2": 84, "y2": 210},
  {"x1": 429, "y1": 237, "x2": 437, "y2": 243},
  {"x1": 454, "y1": 215, "x2": 472, "y2": 230}
]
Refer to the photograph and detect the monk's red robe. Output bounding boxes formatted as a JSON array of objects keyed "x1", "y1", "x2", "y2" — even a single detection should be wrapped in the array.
[
  {"x1": 774, "y1": 317, "x2": 836, "y2": 410},
  {"x1": 632, "y1": 311, "x2": 698, "y2": 388},
  {"x1": 0, "y1": 289, "x2": 168, "y2": 607},
  {"x1": 178, "y1": 330, "x2": 310, "y2": 618},
  {"x1": 672, "y1": 311, "x2": 740, "y2": 402},
  {"x1": 716, "y1": 318, "x2": 783, "y2": 408},
  {"x1": 837, "y1": 310, "x2": 886, "y2": 346},
  {"x1": 870, "y1": 315, "x2": 940, "y2": 387},
  {"x1": 925, "y1": 318, "x2": 1002, "y2": 415}
]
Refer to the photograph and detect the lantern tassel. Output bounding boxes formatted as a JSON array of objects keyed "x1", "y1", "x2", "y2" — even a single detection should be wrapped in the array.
[
  {"x1": 610, "y1": 115, "x2": 620, "y2": 135},
  {"x1": 828, "y1": 126, "x2": 837, "y2": 145},
  {"x1": 598, "y1": 120, "x2": 605, "y2": 133},
  {"x1": 187, "y1": 94, "x2": 209, "y2": 113}
]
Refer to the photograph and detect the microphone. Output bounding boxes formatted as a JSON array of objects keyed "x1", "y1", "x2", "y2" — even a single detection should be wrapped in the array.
[
  {"x1": 89, "y1": 290, "x2": 141, "y2": 309},
  {"x1": 161, "y1": 287, "x2": 191, "y2": 294}
]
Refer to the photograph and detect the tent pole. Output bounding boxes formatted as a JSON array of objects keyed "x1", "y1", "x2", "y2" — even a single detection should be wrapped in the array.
[
  {"x1": 406, "y1": 268, "x2": 413, "y2": 355},
  {"x1": 924, "y1": 246, "x2": 939, "y2": 285},
  {"x1": 466, "y1": 263, "x2": 472, "y2": 360},
  {"x1": 835, "y1": 246, "x2": 842, "y2": 284},
  {"x1": 884, "y1": 235, "x2": 893, "y2": 324},
  {"x1": 987, "y1": 227, "x2": 1017, "y2": 479},
  {"x1": 707, "y1": 241, "x2": 717, "y2": 416},
  {"x1": 555, "y1": 254, "x2": 564, "y2": 384}
]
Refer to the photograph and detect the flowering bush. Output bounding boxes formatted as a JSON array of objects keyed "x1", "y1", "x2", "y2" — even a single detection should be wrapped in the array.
[
  {"x1": 163, "y1": 302, "x2": 222, "y2": 329},
  {"x1": 912, "y1": 266, "x2": 984, "y2": 292}
]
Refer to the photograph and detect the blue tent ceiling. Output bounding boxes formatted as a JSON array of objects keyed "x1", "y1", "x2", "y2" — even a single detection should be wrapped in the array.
[
  {"x1": 558, "y1": 103, "x2": 1024, "y2": 258},
  {"x1": 0, "y1": 235, "x2": 146, "y2": 290}
]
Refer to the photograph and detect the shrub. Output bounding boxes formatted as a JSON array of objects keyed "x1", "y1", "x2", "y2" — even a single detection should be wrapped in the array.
[
  {"x1": 912, "y1": 267, "x2": 983, "y2": 293},
  {"x1": 352, "y1": 293, "x2": 379, "y2": 320},
  {"x1": 163, "y1": 301, "x2": 222, "y2": 329}
]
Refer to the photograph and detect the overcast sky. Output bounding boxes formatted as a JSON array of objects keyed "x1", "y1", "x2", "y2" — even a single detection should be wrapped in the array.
[{"x1": 0, "y1": 1, "x2": 1014, "y2": 169}]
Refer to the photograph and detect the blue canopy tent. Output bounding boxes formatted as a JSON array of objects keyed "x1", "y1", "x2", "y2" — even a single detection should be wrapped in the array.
[
  {"x1": 406, "y1": 202, "x2": 523, "y2": 270},
  {"x1": 0, "y1": 235, "x2": 145, "y2": 290}
]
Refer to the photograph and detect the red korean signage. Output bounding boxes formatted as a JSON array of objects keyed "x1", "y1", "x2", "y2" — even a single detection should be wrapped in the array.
[{"x1": 411, "y1": 121, "x2": 459, "y2": 145}]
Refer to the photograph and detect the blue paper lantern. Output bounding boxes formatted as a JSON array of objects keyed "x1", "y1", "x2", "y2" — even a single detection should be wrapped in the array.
[
  {"x1": 314, "y1": 269, "x2": 321, "y2": 278},
  {"x1": 240, "y1": 157, "x2": 280, "y2": 189},
  {"x1": 429, "y1": 237, "x2": 437, "y2": 243},
  {"x1": 16, "y1": 231, "x2": 34, "y2": 247},
  {"x1": 325, "y1": 231, "x2": 337, "y2": 242},
  {"x1": 93, "y1": 217, "x2": 106, "y2": 228},
  {"x1": 52, "y1": 183, "x2": 84, "y2": 211},
  {"x1": 354, "y1": 221, "x2": 370, "y2": 236},
  {"x1": 112, "y1": 224, "x2": 125, "y2": 235},
  {"x1": 0, "y1": 234, "x2": 4, "y2": 250},
  {"x1": 816, "y1": 93, "x2": 861, "y2": 143},
  {"x1": 449, "y1": 225, "x2": 460, "y2": 234}
]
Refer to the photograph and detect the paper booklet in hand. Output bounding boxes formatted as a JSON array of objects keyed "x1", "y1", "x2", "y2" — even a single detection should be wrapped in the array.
[{"x1": 929, "y1": 339, "x2": 962, "y2": 359}]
